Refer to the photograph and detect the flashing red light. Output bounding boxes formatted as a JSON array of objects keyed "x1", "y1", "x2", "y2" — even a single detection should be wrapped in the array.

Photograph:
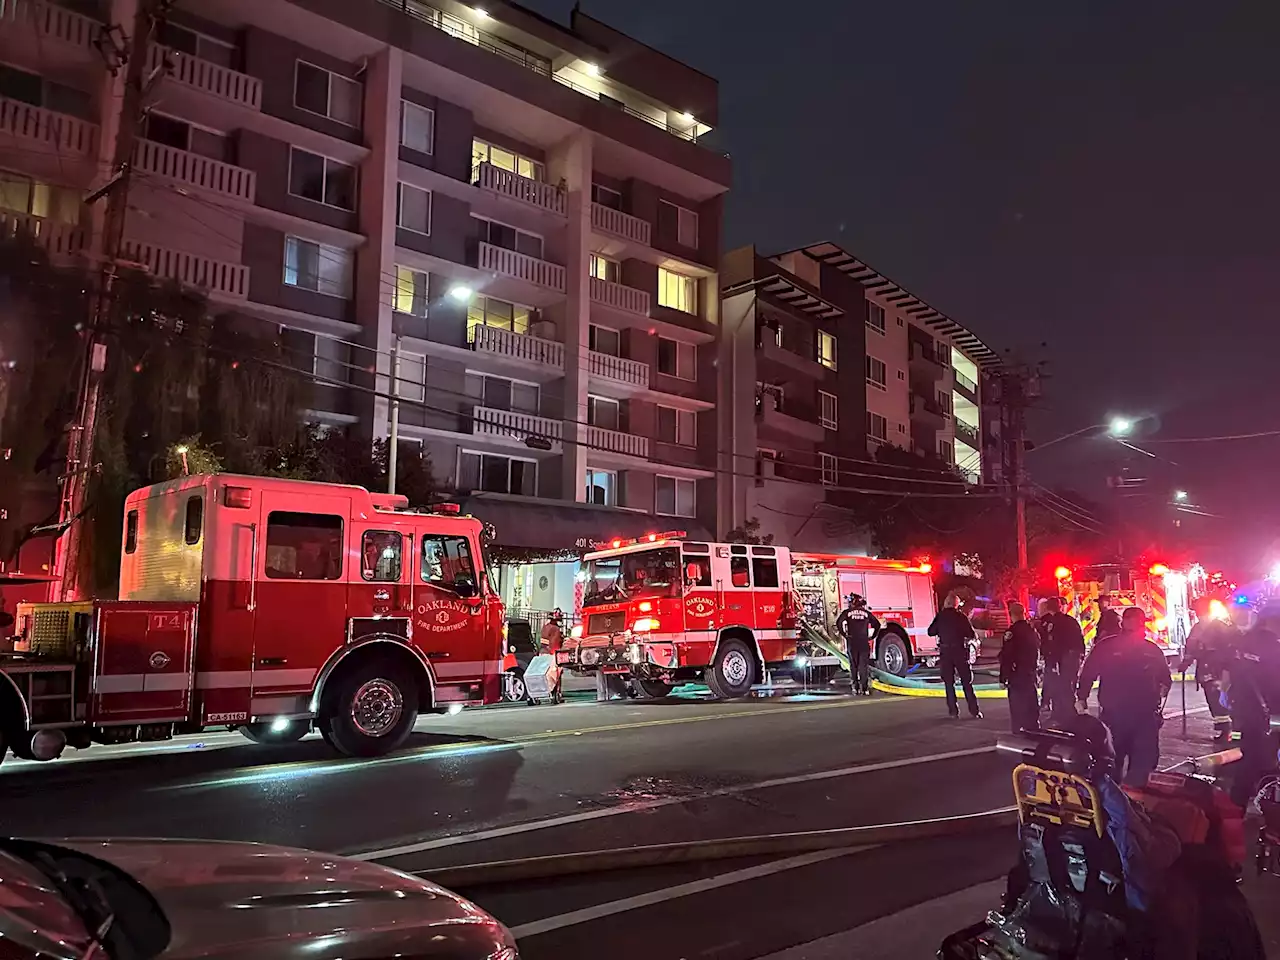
[
  {"x1": 1054, "y1": 566, "x2": 1072, "y2": 580},
  {"x1": 223, "y1": 486, "x2": 253, "y2": 509},
  {"x1": 432, "y1": 502, "x2": 461, "y2": 514},
  {"x1": 611, "y1": 539, "x2": 622, "y2": 549},
  {"x1": 638, "y1": 601, "x2": 653, "y2": 612},
  {"x1": 918, "y1": 562, "x2": 933, "y2": 574},
  {"x1": 648, "y1": 534, "x2": 658, "y2": 542},
  {"x1": 1149, "y1": 563, "x2": 1170, "y2": 576}
]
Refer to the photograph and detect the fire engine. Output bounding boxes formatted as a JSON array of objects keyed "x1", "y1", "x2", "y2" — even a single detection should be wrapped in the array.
[
  {"x1": 1056, "y1": 561, "x2": 1206, "y2": 656},
  {"x1": 557, "y1": 533, "x2": 937, "y2": 698},
  {"x1": 0, "y1": 474, "x2": 505, "y2": 764}
]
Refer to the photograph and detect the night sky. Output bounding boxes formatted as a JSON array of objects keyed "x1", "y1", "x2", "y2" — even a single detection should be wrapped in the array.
[{"x1": 525, "y1": 0, "x2": 1280, "y2": 574}]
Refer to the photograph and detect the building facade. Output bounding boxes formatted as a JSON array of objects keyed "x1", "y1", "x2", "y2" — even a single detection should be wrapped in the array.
[{"x1": 0, "y1": 0, "x2": 727, "y2": 616}]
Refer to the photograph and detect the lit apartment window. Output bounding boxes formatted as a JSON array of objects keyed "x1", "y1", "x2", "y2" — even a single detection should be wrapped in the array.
[
  {"x1": 591, "y1": 183, "x2": 622, "y2": 210},
  {"x1": 466, "y1": 373, "x2": 540, "y2": 415},
  {"x1": 589, "y1": 324, "x2": 620, "y2": 357},
  {"x1": 867, "y1": 411, "x2": 888, "y2": 442},
  {"x1": 657, "y1": 406, "x2": 696, "y2": 446},
  {"x1": 283, "y1": 236, "x2": 351, "y2": 298},
  {"x1": 473, "y1": 215, "x2": 543, "y2": 258},
  {"x1": 590, "y1": 253, "x2": 619, "y2": 283},
  {"x1": 657, "y1": 337, "x2": 696, "y2": 380},
  {"x1": 459, "y1": 451, "x2": 537, "y2": 496},
  {"x1": 294, "y1": 61, "x2": 361, "y2": 127},
  {"x1": 467, "y1": 297, "x2": 531, "y2": 340},
  {"x1": 866, "y1": 303, "x2": 886, "y2": 334},
  {"x1": 397, "y1": 183, "x2": 432, "y2": 235},
  {"x1": 819, "y1": 390, "x2": 838, "y2": 430},
  {"x1": 471, "y1": 138, "x2": 543, "y2": 181},
  {"x1": 401, "y1": 100, "x2": 435, "y2": 155},
  {"x1": 658, "y1": 200, "x2": 699, "y2": 248},
  {"x1": 397, "y1": 351, "x2": 426, "y2": 403},
  {"x1": 657, "y1": 267, "x2": 697, "y2": 314},
  {"x1": 655, "y1": 476, "x2": 696, "y2": 518},
  {"x1": 394, "y1": 266, "x2": 429, "y2": 317},
  {"x1": 587, "y1": 395, "x2": 621, "y2": 431},
  {"x1": 585, "y1": 468, "x2": 617, "y2": 506},
  {"x1": 0, "y1": 173, "x2": 79, "y2": 223},
  {"x1": 820, "y1": 452, "x2": 838, "y2": 486},
  {"x1": 865, "y1": 355, "x2": 887, "y2": 390},
  {"x1": 289, "y1": 147, "x2": 356, "y2": 210},
  {"x1": 817, "y1": 330, "x2": 837, "y2": 370}
]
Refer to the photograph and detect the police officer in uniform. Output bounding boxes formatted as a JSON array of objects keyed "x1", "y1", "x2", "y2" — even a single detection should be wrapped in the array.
[
  {"x1": 836, "y1": 594, "x2": 879, "y2": 695},
  {"x1": 1222, "y1": 603, "x2": 1280, "y2": 808},
  {"x1": 1181, "y1": 599, "x2": 1239, "y2": 744},
  {"x1": 1038, "y1": 596, "x2": 1086, "y2": 723},
  {"x1": 1075, "y1": 606, "x2": 1172, "y2": 786},
  {"x1": 1001, "y1": 602, "x2": 1041, "y2": 733},
  {"x1": 928, "y1": 594, "x2": 983, "y2": 719}
]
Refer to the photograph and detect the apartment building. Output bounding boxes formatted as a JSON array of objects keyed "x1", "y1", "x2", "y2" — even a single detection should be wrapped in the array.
[{"x1": 0, "y1": 0, "x2": 727, "y2": 616}]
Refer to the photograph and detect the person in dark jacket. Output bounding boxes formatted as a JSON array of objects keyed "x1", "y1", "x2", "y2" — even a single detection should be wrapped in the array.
[
  {"x1": 1181, "y1": 599, "x2": 1238, "y2": 744},
  {"x1": 1076, "y1": 606, "x2": 1172, "y2": 786},
  {"x1": 836, "y1": 594, "x2": 879, "y2": 695},
  {"x1": 1096, "y1": 595, "x2": 1122, "y2": 643},
  {"x1": 1222, "y1": 605, "x2": 1280, "y2": 807},
  {"x1": 928, "y1": 594, "x2": 982, "y2": 719},
  {"x1": 1000, "y1": 601, "x2": 1041, "y2": 733},
  {"x1": 1038, "y1": 596, "x2": 1086, "y2": 723}
]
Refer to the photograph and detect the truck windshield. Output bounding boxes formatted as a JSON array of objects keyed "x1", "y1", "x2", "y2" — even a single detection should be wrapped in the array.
[{"x1": 583, "y1": 548, "x2": 682, "y2": 607}]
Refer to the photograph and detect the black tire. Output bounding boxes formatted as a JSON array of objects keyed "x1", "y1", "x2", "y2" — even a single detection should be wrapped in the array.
[
  {"x1": 706, "y1": 638, "x2": 756, "y2": 700},
  {"x1": 319, "y1": 658, "x2": 419, "y2": 758},
  {"x1": 633, "y1": 678, "x2": 673, "y2": 699},
  {"x1": 238, "y1": 721, "x2": 308, "y2": 744},
  {"x1": 877, "y1": 631, "x2": 911, "y2": 677}
]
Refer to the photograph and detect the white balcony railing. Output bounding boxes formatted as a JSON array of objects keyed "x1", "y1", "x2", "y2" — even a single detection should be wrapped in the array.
[
  {"x1": 588, "y1": 275, "x2": 649, "y2": 316},
  {"x1": 0, "y1": 97, "x2": 96, "y2": 158},
  {"x1": 473, "y1": 162, "x2": 565, "y2": 216},
  {"x1": 134, "y1": 139, "x2": 256, "y2": 203},
  {"x1": 120, "y1": 240, "x2": 249, "y2": 300},
  {"x1": 0, "y1": 210, "x2": 86, "y2": 258},
  {"x1": 470, "y1": 323, "x2": 564, "y2": 370},
  {"x1": 0, "y1": 0, "x2": 99, "y2": 52},
  {"x1": 478, "y1": 241, "x2": 566, "y2": 293},
  {"x1": 472, "y1": 405, "x2": 562, "y2": 448},
  {"x1": 588, "y1": 350, "x2": 648, "y2": 389},
  {"x1": 584, "y1": 424, "x2": 649, "y2": 459},
  {"x1": 591, "y1": 202, "x2": 651, "y2": 246},
  {"x1": 149, "y1": 46, "x2": 262, "y2": 111},
  {"x1": 954, "y1": 369, "x2": 978, "y2": 394}
]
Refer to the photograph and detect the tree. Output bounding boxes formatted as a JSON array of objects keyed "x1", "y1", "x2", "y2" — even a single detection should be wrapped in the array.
[{"x1": 724, "y1": 516, "x2": 774, "y2": 545}]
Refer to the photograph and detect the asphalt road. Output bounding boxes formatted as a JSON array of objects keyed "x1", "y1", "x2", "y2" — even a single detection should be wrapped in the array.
[{"x1": 0, "y1": 677, "x2": 1259, "y2": 959}]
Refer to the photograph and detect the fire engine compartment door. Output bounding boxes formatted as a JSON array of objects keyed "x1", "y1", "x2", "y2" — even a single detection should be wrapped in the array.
[{"x1": 93, "y1": 604, "x2": 197, "y2": 722}]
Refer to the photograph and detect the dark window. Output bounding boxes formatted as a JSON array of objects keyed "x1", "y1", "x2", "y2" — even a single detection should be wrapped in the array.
[
  {"x1": 183, "y1": 495, "x2": 203, "y2": 545},
  {"x1": 142, "y1": 113, "x2": 189, "y2": 150},
  {"x1": 0, "y1": 64, "x2": 42, "y2": 107},
  {"x1": 421, "y1": 535, "x2": 477, "y2": 591},
  {"x1": 289, "y1": 148, "x2": 325, "y2": 202},
  {"x1": 124, "y1": 510, "x2": 138, "y2": 554},
  {"x1": 730, "y1": 555, "x2": 751, "y2": 588},
  {"x1": 158, "y1": 21, "x2": 199, "y2": 55},
  {"x1": 682, "y1": 555, "x2": 712, "y2": 587},
  {"x1": 751, "y1": 557, "x2": 779, "y2": 588},
  {"x1": 361, "y1": 530, "x2": 402, "y2": 582},
  {"x1": 591, "y1": 183, "x2": 622, "y2": 210},
  {"x1": 264, "y1": 511, "x2": 343, "y2": 580},
  {"x1": 294, "y1": 61, "x2": 330, "y2": 115}
]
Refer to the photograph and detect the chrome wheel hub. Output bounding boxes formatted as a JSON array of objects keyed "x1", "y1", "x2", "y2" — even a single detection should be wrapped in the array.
[
  {"x1": 350, "y1": 679, "x2": 403, "y2": 737},
  {"x1": 723, "y1": 650, "x2": 750, "y2": 686},
  {"x1": 883, "y1": 644, "x2": 904, "y2": 674}
]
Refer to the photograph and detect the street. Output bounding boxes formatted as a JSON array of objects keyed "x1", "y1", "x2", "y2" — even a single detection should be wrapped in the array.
[{"x1": 0, "y1": 679, "x2": 1269, "y2": 959}]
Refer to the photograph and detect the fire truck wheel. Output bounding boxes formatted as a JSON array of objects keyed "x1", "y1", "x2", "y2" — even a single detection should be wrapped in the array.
[
  {"x1": 321, "y1": 660, "x2": 419, "y2": 757},
  {"x1": 707, "y1": 638, "x2": 756, "y2": 700},
  {"x1": 238, "y1": 722, "x2": 308, "y2": 745},
  {"x1": 633, "y1": 678, "x2": 673, "y2": 699},
  {"x1": 877, "y1": 631, "x2": 911, "y2": 677}
]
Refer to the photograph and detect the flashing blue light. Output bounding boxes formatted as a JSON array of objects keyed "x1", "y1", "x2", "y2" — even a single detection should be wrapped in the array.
[{"x1": 1236, "y1": 595, "x2": 1249, "y2": 604}]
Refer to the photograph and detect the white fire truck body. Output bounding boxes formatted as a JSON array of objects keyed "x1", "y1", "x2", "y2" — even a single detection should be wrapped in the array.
[{"x1": 3, "y1": 474, "x2": 505, "y2": 763}]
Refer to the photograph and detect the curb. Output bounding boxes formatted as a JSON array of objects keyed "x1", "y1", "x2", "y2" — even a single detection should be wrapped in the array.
[{"x1": 413, "y1": 806, "x2": 1019, "y2": 888}]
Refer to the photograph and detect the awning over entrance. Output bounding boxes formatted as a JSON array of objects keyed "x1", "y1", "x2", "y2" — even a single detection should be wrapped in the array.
[{"x1": 456, "y1": 494, "x2": 713, "y2": 564}]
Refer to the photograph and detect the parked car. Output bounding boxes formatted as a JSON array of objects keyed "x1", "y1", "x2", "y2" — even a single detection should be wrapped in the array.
[{"x1": 0, "y1": 836, "x2": 517, "y2": 959}]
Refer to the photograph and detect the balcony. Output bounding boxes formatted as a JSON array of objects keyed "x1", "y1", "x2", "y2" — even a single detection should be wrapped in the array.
[
  {"x1": 953, "y1": 368, "x2": 978, "y2": 398},
  {"x1": 477, "y1": 241, "x2": 566, "y2": 295},
  {"x1": 955, "y1": 419, "x2": 980, "y2": 448},
  {"x1": 472, "y1": 405, "x2": 563, "y2": 453},
  {"x1": 148, "y1": 45, "x2": 262, "y2": 112},
  {"x1": 0, "y1": 0, "x2": 99, "y2": 54},
  {"x1": 120, "y1": 240, "x2": 249, "y2": 301},
  {"x1": 909, "y1": 392, "x2": 946, "y2": 427},
  {"x1": 584, "y1": 423, "x2": 649, "y2": 459},
  {"x1": 134, "y1": 140, "x2": 256, "y2": 204},
  {"x1": 589, "y1": 276, "x2": 649, "y2": 317},
  {"x1": 757, "y1": 335, "x2": 825, "y2": 379},
  {"x1": 909, "y1": 341, "x2": 946, "y2": 381},
  {"x1": 0, "y1": 98, "x2": 96, "y2": 159},
  {"x1": 469, "y1": 323, "x2": 563, "y2": 378},
  {"x1": 0, "y1": 210, "x2": 86, "y2": 259},
  {"x1": 472, "y1": 162, "x2": 564, "y2": 216},
  {"x1": 591, "y1": 202, "x2": 651, "y2": 247},
  {"x1": 756, "y1": 397, "x2": 825, "y2": 444},
  {"x1": 588, "y1": 350, "x2": 649, "y2": 394}
]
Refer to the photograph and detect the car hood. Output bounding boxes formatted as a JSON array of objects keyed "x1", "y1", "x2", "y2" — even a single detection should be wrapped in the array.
[{"x1": 56, "y1": 838, "x2": 516, "y2": 960}]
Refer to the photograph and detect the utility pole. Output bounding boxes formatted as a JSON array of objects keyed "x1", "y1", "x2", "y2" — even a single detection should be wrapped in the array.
[
  {"x1": 55, "y1": 0, "x2": 172, "y2": 599},
  {"x1": 996, "y1": 360, "x2": 1041, "y2": 608},
  {"x1": 387, "y1": 336, "x2": 402, "y2": 494}
]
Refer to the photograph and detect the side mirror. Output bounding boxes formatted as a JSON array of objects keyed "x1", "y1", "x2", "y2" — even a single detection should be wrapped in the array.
[{"x1": 453, "y1": 576, "x2": 478, "y2": 599}]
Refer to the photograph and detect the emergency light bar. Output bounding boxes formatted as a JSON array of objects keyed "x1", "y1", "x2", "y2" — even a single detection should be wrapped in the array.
[{"x1": 607, "y1": 530, "x2": 687, "y2": 549}]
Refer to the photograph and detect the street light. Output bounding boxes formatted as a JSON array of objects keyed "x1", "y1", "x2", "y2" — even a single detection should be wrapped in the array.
[
  {"x1": 1028, "y1": 416, "x2": 1139, "y2": 454},
  {"x1": 448, "y1": 285, "x2": 473, "y2": 302},
  {"x1": 1174, "y1": 490, "x2": 1189, "y2": 502},
  {"x1": 1109, "y1": 417, "x2": 1133, "y2": 437}
]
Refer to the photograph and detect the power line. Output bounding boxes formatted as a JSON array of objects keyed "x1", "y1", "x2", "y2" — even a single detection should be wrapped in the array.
[{"x1": 1146, "y1": 428, "x2": 1280, "y2": 444}]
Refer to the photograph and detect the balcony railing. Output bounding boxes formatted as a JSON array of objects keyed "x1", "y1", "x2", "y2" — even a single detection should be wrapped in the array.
[
  {"x1": 954, "y1": 369, "x2": 978, "y2": 394},
  {"x1": 588, "y1": 350, "x2": 649, "y2": 389},
  {"x1": 469, "y1": 323, "x2": 563, "y2": 370},
  {"x1": 0, "y1": 97, "x2": 96, "y2": 158},
  {"x1": 0, "y1": 210, "x2": 86, "y2": 258},
  {"x1": 955, "y1": 419, "x2": 980, "y2": 448},
  {"x1": 472, "y1": 162, "x2": 565, "y2": 216},
  {"x1": 134, "y1": 139, "x2": 256, "y2": 203},
  {"x1": 120, "y1": 240, "x2": 250, "y2": 300},
  {"x1": 588, "y1": 275, "x2": 649, "y2": 316},
  {"x1": 591, "y1": 202, "x2": 651, "y2": 246},
  {"x1": 0, "y1": 0, "x2": 99, "y2": 52},
  {"x1": 584, "y1": 423, "x2": 649, "y2": 459},
  {"x1": 477, "y1": 241, "x2": 566, "y2": 293},
  {"x1": 149, "y1": 45, "x2": 262, "y2": 111},
  {"x1": 472, "y1": 405, "x2": 562, "y2": 449}
]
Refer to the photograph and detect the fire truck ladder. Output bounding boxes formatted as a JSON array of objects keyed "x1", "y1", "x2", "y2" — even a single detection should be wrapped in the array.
[{"x1": 797, "y1": 615, "x2": 850, "y2": 672}]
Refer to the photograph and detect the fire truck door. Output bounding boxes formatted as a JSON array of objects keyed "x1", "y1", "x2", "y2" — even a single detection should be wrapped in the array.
[
  {"x1": 712, "y1": 547, "x2": 757, "y2": 630},
  {"x1": 350, "y1": 525, "x2": 414, "y2": 628},
  {"x1": 413, "y1": 531, "x2": 491, "y2": 699},
  {"x1": 251, "y1": 492, "x2": 353, "y2": 706}
]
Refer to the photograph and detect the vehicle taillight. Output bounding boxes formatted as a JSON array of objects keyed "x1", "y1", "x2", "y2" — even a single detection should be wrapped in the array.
[
  {"x1": 632, "y1": 617, "x2": 659, "y2": 633},
  {"x1": 223, "y1": 486, "x2": 252, "y2": 509}
]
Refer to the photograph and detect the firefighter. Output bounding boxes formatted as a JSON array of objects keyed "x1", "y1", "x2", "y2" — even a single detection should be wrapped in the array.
[
  {"x1": 539, "y1": 609, "x2": 566, "y2": 703},
  {"x1": 1000, "y1": 601, "x2": 1040, "y2": 733},
  {"x1": 1075, "y1": 606, "x2": 1172, "y2": 787},
  {"x1": 1181, "y1": 598, "x2": 1238, "y2": 744},
  {"x1": 836, "y1": 594, "x2": 879, "y2": 695},
  {"x1": 928, "y1": 594, "x2": 983, "y2": 719},
  {"x1": 1096, "y1": 595, "x2": 1122, "y2": 643},
  {"x1": 1222, "y1": 603, "x2": 1280, "y2": 808},
  {"x1": 1038, "y1": 595, "x2": 1086, "y2": 723}
]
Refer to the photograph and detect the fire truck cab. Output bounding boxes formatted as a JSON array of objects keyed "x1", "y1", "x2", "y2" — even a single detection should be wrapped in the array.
[{"x1": 2, "y1": 474, "x2": 505, "y2": 763}]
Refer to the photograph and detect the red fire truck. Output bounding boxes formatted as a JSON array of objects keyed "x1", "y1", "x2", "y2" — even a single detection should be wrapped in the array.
[
  {"x1": 557, "y1": 534, "x2": 937, "y2": 698},
  {"x1": 0, "y1": 474, "x2": 506, "y2": 764}
]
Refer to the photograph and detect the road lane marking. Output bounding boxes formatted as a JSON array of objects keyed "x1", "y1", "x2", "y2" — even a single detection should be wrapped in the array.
[
  {"x1": 352, "y1": 745, "x2": 998, "y2": 861},
  {"x1": 507, "y1": 846, "x2": 871, "y2": 939}
]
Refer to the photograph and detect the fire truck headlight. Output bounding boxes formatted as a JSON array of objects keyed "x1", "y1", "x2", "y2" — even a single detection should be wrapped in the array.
[
  {"x1": 447, "y1": 703, "x2": 464, "y2": 715},
  {"x1": 270, "y1": 717, "x2": 291, "y2": 734},
  {"x1": 795, "y1": 655, "x2": 809, "y2": 668},
  {"x1": 632, "y1": 617, "x2": 659, "y2": 633},
  {"x1": 582, "y1": 648, "x2": 601, "y2": 666},
  {"x1": 571, "y1": 624, "x2": 584, "y2": 639}
]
